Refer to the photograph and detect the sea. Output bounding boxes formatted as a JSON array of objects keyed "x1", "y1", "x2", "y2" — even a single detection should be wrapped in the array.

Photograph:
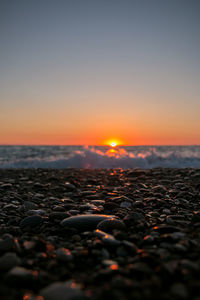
[{"x1": 0, "y1": 145, "x2": 200, "y2": 169}]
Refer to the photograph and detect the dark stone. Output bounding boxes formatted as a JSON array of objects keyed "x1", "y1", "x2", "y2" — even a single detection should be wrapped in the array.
[
  {"x1": 97, "y1": 218, "x2": 126, "y2": 232},
  {"x1": 61, "y1": 214, "x2": 115, "y2": 231},
  {"x1": 6, "y1": 266, "x2": 38, "y2": 286},
  {"x1": 40, "y1": 281, "x2": 88, "y2": 300},
  {"x1": 0, "y1": 238, "x2": 20, "y2": 254},
  {"x1": 20, "y1": 215, "x2": 43, "y2": 230},
  {"x1": 0, "y1": 253, "x2": 21, "y2": 271},
  {"x1": 153, "y1": 225, "x2": 182, "y2": 234}
]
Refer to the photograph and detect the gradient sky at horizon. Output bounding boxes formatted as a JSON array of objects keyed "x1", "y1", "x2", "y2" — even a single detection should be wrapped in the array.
[{"x1": 0, "y1": 0, "x2": 200, "y2": 145}]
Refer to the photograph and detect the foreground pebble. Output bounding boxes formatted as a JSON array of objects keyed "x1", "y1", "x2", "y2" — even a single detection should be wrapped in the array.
[
  {"x1": 0, "y1": 168, "x2": 200, "y2": 300},
  {"x1": 40, "y1": 281, "x2": 88, "y2": 300},
  {"x1": 60, "y1": 214, "x2": 116, "y2": 231},
  {"x1": 20, "y1": 215, "x2": 44, "y2": 230},
  {"x1": 0, "y1": 252, "x2": 21, "y2": 271}
]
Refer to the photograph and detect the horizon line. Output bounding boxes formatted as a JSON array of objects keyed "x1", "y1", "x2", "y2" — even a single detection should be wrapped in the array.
[{"x1": 0, "y1": 144, "x2": 200, "y2": 147}]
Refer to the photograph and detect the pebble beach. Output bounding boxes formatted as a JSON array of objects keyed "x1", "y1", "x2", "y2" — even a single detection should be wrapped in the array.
[{"x1": 0, "y1": 168, "x2": 200, "y2": 300}]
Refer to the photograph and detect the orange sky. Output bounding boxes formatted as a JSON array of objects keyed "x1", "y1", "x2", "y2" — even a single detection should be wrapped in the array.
[{"x1": 1, "y1": 1, "x2": 200, "y2": 146}]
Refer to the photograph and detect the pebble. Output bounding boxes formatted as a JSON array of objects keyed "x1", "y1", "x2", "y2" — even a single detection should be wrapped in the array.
[
  {"x1": 170, "y1": 282, "x2": 188, "y2": 299},
  {"x1": 6, "y1": 266, "x2": 38, "y2": 285},
  {"x1": 61, "y1": 214, "x2": 115, "y2": 231},
  {"x1": 64, "y1": 182, "x2": 77, "y2": 191},
  {"x1": 49, "y1": 212, "x2": 70, "y2": 220},
  {"x1": 40, "y1": 281, "x2": 88, "y2": 300},
  {"x1": 0, "y1": 168, "x2": 199, "y2": 300},
  {"x1": 27, "y1": 209, "x2": 46, "y2": 216},
  {"x1": 0, "y1": 237, "x2": 20, "y2": 254},
  {"x1": 120, "y1": 201, "x2": 132, "y2": 209},
  {"x1": 153, "y1": 225, "x2": 182, "y2": 234},
  {"x1": 90, "y1": 200, "x2": 105, "y2": 205},
  {"x1": 95, "y1": 229, "x2": 121, "y2": 247},
  {"x1": 24, "y1": 201, "x2": 38, "y2": 210},
  {"x1": 56, "y1": 248, "x2": 73, "y2": 262},
  {"x1": 102, "y1": 259, "x2": 118, "y2": 268},
  {"x1": 0, "y1": 252, "x2": 21, "y2": 271},
  {"x1": 20, "y1": 215, "x2": 44, "y2": 230},
  {"x1": 97, "y1": 218, "x2": 126, "y2": 232}
]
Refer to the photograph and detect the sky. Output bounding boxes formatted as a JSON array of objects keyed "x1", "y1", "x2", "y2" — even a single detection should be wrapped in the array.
[{"x1": 0, "y1": 0, "x2": 200, "y2": 145}]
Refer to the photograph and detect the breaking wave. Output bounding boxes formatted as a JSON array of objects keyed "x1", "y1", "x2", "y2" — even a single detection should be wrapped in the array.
[{"x1": 0, "y1": 146, "x2": 200, "y2": 169}]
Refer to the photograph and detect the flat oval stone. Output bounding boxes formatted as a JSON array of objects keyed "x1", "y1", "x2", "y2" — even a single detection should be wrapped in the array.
[
  {"x1": 153, "y1": 225, "x2": 182, "y2": 234},
  {"x1": 60, "y1": 214, "x2": 115, "y2": 231},
  {"x1": 56, "y1": 248, "x2": 73, "y2": 262},
  {"x1": 20, "y1": 215, "x2": 43, "y2": 230},
  {"x1": 90, "y1": 200, "x2": 105, "y2": 205},
  {"x1": 97, "y1": 218, "x2": 126, "y2": 232},
  {"x1": 0, "y1": 252, "x2": 21, "y2": 271},
  {"x1": 49, "y1": 212, "x2": 70, "y2": 221},
  {"x1": 94, "y1": 230, "x2": 121, "y2": 247},
  {"x1": 6, "y1": 266, "x2": 37, "y2": 285},
  {"x1": 40, "y1": 281, "x2": 87, "y2": 300},
  {"x1": 0, "y1": 238, "x2": 21, "y2": 254}
]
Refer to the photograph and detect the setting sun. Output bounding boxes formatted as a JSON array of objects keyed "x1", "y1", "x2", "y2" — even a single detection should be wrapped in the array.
[
  {"x1": 110, "y1": 141, "x2": 117, "y2": 147},
  {"x1": 104, "y1": 138, "x2": 123, "y2": 147}
]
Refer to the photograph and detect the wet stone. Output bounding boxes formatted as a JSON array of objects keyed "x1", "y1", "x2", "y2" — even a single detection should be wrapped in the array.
[
  {"x1": 6, "y1": 266, "x2": 38, "y2": 286},
  {"x1": 0, "y1": 252, "x2": 21, "y2": 271},
  {"x1": 102, "y1": 259, "x2": 118, "y2": 268},
  {"x1": 64, "y1": 182, "x2": 77, "y2": 191},
  {"x1": 24, "y1": 201, "x2": 38, "y2": 210},
  {"x1": 170, "y1": 282, "x2": 188, "y2": 299},
  {"x1": 95, "y1": 229, "x2": 121, "y2": 247},
  {"x1": 3, "y1": 204, "x2": 18, "y2": 211},
  {"x1": 90, "y1": 200, "x2": 105, "y2": 205},
  {"x1": 61, "y1": 214, "x2": 115, "y2": 231},
  {"x1": 56, "y1": 248, "x2": 73, "y2": 262},
  {"x1": 49, "y1": 212, "x2": 70, "y2": 221},
  {"x1": 40, "y1": 281, "x2": 88, "y2": 300},
  {"x1": 0, "y1": 237, "x2": 20, "y2": 254},
  {"x1": 27, "y1": 209, "x2": 46, "y2": 216},
  {"x1": 97, "y1": 218, "x2": 126, "y2": 232},
  {"x1": 20, "y1": 215, "x2": 44, "y2": 230},
  {"x1": 122, "y1": 240, "x2": 138, "y2": 252},
  {"x1": 120, "y1": 201, "x2": 132, "y2": 209},
  {"x1": 153, "y1": 225, "x2": 182, "y2": 234}
]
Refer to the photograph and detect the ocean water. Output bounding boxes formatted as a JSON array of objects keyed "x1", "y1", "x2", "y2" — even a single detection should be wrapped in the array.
[{"x1": 0, "y1": 145, "x2": 200, "y2": 169}]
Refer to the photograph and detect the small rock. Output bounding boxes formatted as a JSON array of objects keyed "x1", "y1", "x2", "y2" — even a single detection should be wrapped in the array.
[
  {"x1": 90, "y1": 200, "x2": 105, "y2": 205},
  {"x1": 64, "y1": 182, "x2": 77, "y2": 191},
  {"x1": 40, "y1": 281, "x2": 88, "y2": 300},
  {"x1": 97, "y1": 218, "x2": 126, "y2": 232},
  {"x1": 27, "y1": 209, "x2": 46, "y2": 216},
  {"x1": 49, "y1": 212, "x2": 70, "y2": 221},
  {"x1": 153, "y1": 225, "x2": 182, "y2": 234},
  {"x1": 120, "y1": 201, "x2": 132, "y2": 209},
  {"x1": 95, "y1": 229, "x2": 121, "y2": 247},
  {"x1": 6, "y1": 266, "x2": 38, "y2": 285},
  {"x1": 102, "y1": 259, "x2": 118, "y2": 269},
  {"x1": 61, "y1": 214, "x2": 115, "y2": 231},
  {"x1": 170, "y1": 282, "x2": 188, "y2": 299},
  {"x1": 0, "y1": 237, "x2": 20, "y2": 254},
  {"x1": 0, "y1": 252, "x2": 21, "y2": 271},
  {"x1": 24, "y1": 201, "x2": 38, "y2": 210},
  {"x1": 56, "y1": 248, "x2": 73, "y2": 262},
  {"x1": 20, "y1": 215, "x2": 43, "y2": 230}
]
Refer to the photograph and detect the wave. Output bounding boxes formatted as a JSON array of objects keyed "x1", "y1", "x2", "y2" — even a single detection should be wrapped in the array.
[{"x1": 1, "y1": 147, "x2": 200, "y2": 169}]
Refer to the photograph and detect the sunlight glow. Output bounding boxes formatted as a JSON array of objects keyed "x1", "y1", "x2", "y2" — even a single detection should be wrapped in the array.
[{"x1": 110, "y1": 141, "x2": 117, "y2": 147}]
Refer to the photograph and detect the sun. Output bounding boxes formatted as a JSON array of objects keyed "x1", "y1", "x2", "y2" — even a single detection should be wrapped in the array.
[
  {"x1": 110, "y1": 141, "x2": 117, "y2": 147},
  {"x1": 104, "y1": 138, "x2": 122, "y2": 147}
]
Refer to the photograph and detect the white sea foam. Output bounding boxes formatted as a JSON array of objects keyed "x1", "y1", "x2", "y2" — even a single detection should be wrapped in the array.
[{"x1": 0, "y1": 146, "x2": 200, "y2": 168}]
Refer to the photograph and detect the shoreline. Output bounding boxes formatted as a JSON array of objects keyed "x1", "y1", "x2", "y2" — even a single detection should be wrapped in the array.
[{"x1": 0, "y1": 168, "x2": 200, "y2": 299}]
